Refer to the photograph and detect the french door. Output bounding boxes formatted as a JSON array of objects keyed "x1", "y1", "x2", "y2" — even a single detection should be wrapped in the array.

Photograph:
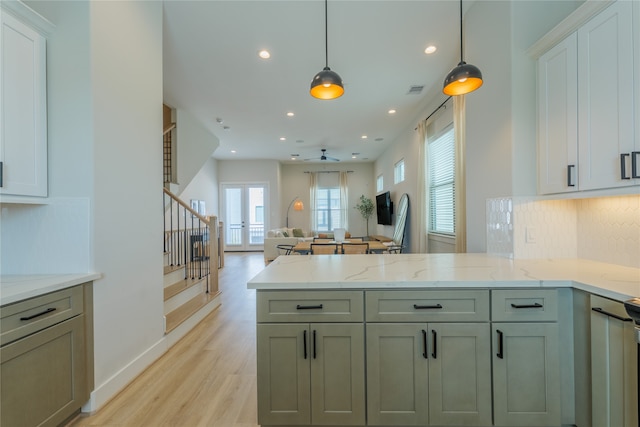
[{"x1": 221, "y1": 183, "x2": 267, "y2": 251}]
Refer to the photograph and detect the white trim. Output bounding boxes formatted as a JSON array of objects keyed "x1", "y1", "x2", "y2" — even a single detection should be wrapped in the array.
[
  {"x1": 528, "y1": 0, "x2": 614, "y2": 58},
  {"x1": 1, "y1": 0, "x2": 55, "y2": 36},
  {"x1": 82, "y1": 337, "x2": 167, "y2": 413}
]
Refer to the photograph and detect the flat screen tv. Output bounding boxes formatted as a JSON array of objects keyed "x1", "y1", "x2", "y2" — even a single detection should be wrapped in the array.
[{"x1": 376, "y1": 191, "x2": 393, "y2": 225}]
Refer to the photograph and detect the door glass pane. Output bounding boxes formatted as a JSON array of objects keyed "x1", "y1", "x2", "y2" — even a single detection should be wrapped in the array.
[
  {"x1": 248, "y1": 186, "x2": 265, "y2": 245},
  {"x1": 225, "y1": 187, "x2": 243, "y2": 246}
]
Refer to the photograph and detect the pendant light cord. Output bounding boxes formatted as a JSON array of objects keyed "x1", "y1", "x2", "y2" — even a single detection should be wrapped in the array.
[
  {"x1": 324, "y1": 0, "x2": 329, "y2": 68},
  {"x1": 459, "y1": 0, "x2": 464, "y2": 62}
]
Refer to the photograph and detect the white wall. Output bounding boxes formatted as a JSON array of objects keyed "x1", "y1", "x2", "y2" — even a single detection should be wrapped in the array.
[
  {"x1": 89, "y1": 0, "x2": 164, "y2": 409},
  {"x1": 178, "y1": 158, "x2": 219, "y2": 217},
  {"x1": 176, "y1": 108, "x2": 220, "y2": 193},
  {"x1": 280, "y1": 162, "x2": 375, "y2": 237}
]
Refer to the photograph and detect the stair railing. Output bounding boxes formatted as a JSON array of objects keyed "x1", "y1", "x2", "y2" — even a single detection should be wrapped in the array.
[{"x1": 163, "y1": 188, "x2": 218, "y2": 295}]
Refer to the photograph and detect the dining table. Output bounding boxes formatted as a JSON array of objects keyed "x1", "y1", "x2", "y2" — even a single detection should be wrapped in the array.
[{"x1": 292, "y1": 239, "x2": 391, "y2": 254}]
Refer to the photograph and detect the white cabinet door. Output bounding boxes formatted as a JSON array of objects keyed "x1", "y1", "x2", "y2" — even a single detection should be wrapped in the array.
[
  {"x1": 0, "y1": 11, "x2": 47, "y2": 197},
  {"x1": 537, "y1": 33, "x2": 578, "y2": 194},
  {"x1": 577, "y1": 0, "x2": 636, "y2": 190}
]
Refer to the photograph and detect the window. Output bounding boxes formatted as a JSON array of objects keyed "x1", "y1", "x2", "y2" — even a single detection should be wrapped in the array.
[
  {"x1": 394, "y1": 159, "x2": 405, "y2": 184},
  {"x1": 428, "y1": 125, "x2": 455, "y2": 235},
  {"x1": 376, "y1": 174, "x2": 383, "y2": 192},
  {"x1": 315, "y1": 187, "x2": 342, "y2": 232}
]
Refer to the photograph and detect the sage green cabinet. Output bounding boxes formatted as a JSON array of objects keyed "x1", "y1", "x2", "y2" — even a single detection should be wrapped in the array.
[
  {"x1": 590, "y1": 295, "x2": 638, "y2": 427},
  {"x1": 256, "y1": 289, "x2": 366, "y2": 426},
  {"x1": 1, "y1": 284, "x2": 92, "y2": 427},
  {"x1": 491, "y1": 290, "x2": 561, "y2": 426},
  {"x1": 256, "y1": 323, "x2": 365, "y2": 426},
  {"x1": 366, "y1": 322, "x2": 492, "y2": 426}
]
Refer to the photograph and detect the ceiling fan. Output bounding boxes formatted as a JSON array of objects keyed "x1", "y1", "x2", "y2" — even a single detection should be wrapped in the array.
[{"x1": 304, "y1": 149, "x2": 340, "y2": 162}]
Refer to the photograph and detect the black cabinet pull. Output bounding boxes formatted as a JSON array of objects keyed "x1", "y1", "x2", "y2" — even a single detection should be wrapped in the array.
[
  {"x1": 421, "y1": 329, "x2": 428, "y2": 359},
  {"x1": 591, "y1": 307, "x2": 632, "y2": 322},
  {"x1": 413, "y1": 304, "x2": 443, "y2": 310},
  {"x1": 567, "y1": 164, "x2": 576, "y2": 187},
  {"x1": 0, "y1": 161, "x2": 3, "y2": 188},
  {"x1": 312, "y1": 330, "x2": 317, "y2": 359},
  {"x1": 20, "y1": 307, "x2": 56, "y2": 321},
  {"x1": 632, "y1": 151, "x2": 640, "y2": 179},
  {"x1": 621, "y1": 153, "x2": 631, "y2": 180},
  {"x1": 496, "y1": 329, "x2": 504, "y2": 359},
  {"x1": 296, "y1": 304, "x2": 323, "y2": 310},
  {"x1": 510, "y1": 303, "x2": 543, "y2": 309},
  {"x1": 431, "y1": 330, "x2": 437, "y2": 359},
  {"x1": 303, "y1": 330, "x2": 308, "y2": 359}
]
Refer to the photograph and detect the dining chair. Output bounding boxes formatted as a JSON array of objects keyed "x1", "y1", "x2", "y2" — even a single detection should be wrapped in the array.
[
  {"x1": 341, "y1": 242, "x2": 369, "y2": 254},
  {"x1": 276, "y1": 244, "x2": 295, "y2": 256},
  {"x1": 310, "y1": 243, "x2": 338, "y2": 255}
]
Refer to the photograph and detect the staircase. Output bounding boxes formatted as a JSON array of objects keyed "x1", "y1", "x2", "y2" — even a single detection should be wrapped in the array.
[{"x1": 163, "y1": 188, "x2": 221, "y2": 338}]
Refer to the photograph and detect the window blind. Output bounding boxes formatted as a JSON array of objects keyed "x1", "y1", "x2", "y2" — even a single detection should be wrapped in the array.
[{"x1": 428, "y1": 126, "x2": 455, "y2": 234}]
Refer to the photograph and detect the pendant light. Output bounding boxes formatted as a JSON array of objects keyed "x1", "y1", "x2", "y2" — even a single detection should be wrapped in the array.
[
  {"x1": 310, "y1": 0, "x2": 344, "y2": 100},
  {"x1": 443, "y1": 0, "x2": 483, "y2": 96}
]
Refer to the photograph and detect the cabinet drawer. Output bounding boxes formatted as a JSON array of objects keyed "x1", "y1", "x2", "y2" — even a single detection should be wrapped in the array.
[
  {"x1": 492, "y1": 289, "x2": 558, "y2": 322},
  {"x1": 1, "y1": 286, "x2": 84, "y2": 346},
  {"x1": 365, "y1": 290, "x2": 490, "y2": 322},
  {"x1": 257, "y1": 290, "x2": 363, "y2": 322}
]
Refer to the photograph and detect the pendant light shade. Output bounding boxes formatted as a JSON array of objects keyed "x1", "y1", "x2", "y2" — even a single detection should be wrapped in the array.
[
  {"x1": 443, "y1": 0, "x2": 483, "y2": 96},
  {"x1": 310, "y1": 0, "x2": 344, "y2": 100}
]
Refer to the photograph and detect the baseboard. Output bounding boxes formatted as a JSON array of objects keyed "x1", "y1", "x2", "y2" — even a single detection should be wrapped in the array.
[{"x1": 81, "y1": 336, "x2": 167, "y2": 413}]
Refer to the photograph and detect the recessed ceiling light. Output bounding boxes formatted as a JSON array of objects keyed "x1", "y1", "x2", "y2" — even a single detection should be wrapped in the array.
[
  {"x1": 361, "y1": 135, "x2": 368, "y2": 139},
  {"x1": 231, "y1": 150, "x2": 236, "y2": 154},
  {"x1": 424, "y1": 45, "x2": 437, "y2": 54},
  {"x1": 388, "y1": 109, "x2": 397, "y2": 114},
  {"x1": 287, "y1": 112, "x2": 294, "y2": 117},
  {"x1": 280, "y1": 137, "x2": 286, "y2": 141},
  {"x1": 352, "y1": 155, "x2": 357, "y2": 159},
  {"x1": 258, "y1": 50, "x2": 271, "y2": 59}
]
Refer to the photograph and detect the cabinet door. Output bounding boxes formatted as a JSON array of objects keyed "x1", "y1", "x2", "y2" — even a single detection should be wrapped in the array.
[
  {"x1": 578, "y1": 0, "x2": 636, "y2": 190},
  {"x1": 0, "y1": 12, "x2": 47, "y2": 197},
  {"x1": 537, "y1": 32, "x2": 578, "y2": 194},
  {"x1": 492, "y1": 323, "x2": 561, "y2": 426},
  {"x1": 591, "y1": 299, "x2": 638, "y2": 427},
  {"x1": 366, "y1": 323, "x2": 428, "y2": 426},
  {"x1": 428, "y1": 323, "x2": 492, "y2": 426},
  {"x1": 310, "y1": 323, "x2": 365, "y2": 425},
  {"x1": 1, "y1": 315, "x2": 86, "y2": 427},
  {"x1": 256, "y1": 323, "x2": 311, "y2": 425}
]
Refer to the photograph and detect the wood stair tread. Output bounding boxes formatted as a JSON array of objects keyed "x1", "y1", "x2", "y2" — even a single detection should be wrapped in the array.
[
  {"x1": 164, "y1": 264, "x2": 184, "y2": 275},
  {"x1": 164, "y1": 276, "x2": 206, "y2": 301},
  {"x1": 165, "y1": 291, "x2": 221, "y2": 333}
]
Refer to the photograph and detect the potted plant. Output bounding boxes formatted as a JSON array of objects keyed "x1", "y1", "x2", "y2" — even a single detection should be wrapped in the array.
[{"x1": 354, "y1": 195, "x2": 375, "y2": 237}]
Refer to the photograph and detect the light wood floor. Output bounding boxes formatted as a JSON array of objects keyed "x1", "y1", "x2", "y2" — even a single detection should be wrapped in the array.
[{"x1": 67, "y1": 252, "x2": 265, "y2": 427}]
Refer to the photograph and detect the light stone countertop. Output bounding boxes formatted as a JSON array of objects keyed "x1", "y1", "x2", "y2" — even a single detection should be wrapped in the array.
[
  {"x1": 0, "y1": 273, "x2": 102, "y2": 306},
  {"x1": 247, "y1": 253, "x2": 640, "y2": 302}
]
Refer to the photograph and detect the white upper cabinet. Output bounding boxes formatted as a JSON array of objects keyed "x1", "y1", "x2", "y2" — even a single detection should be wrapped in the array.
[
  {"x1": 537, "y1": 33, "x2": 578, "y2": 194},
  {"x1": 0, "y1": 7, "x2": 49, "y2": 198},
  {"x1": 578, "y1": 0, "x2": 636, "y2": 191},
  {"x1": 536, "y1": 0, "x2": 639, "y2": 194}
]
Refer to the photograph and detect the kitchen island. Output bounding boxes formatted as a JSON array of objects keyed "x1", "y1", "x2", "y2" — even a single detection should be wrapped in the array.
[{"x1": 249, "y1": 253, "x2": 639, "y2": 427}]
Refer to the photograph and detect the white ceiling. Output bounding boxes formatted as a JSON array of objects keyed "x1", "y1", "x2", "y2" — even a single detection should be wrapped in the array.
[{"x1": 162, "y1": 0, "x2": 471, "y2": 164}]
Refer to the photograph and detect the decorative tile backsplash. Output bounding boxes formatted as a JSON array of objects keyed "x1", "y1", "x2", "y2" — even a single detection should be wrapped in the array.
[{"x1": 487, "y1": 194, "x2": 639, "y2": 269}]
